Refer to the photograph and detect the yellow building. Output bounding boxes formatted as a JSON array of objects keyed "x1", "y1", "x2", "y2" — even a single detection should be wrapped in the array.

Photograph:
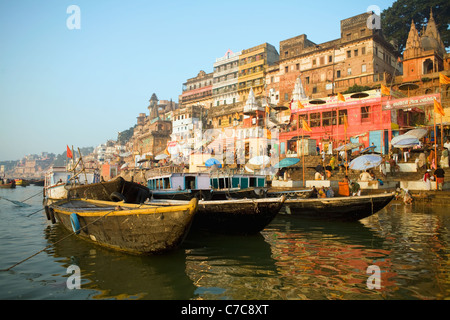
[{"x1": 238, "y1": 43, "x2": 279, "y2": 102}]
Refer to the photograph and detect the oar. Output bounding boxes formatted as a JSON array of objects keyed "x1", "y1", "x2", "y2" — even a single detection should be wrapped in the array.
[{"x1": 0, "y1": 196, "x2": 31, "y2": 207}]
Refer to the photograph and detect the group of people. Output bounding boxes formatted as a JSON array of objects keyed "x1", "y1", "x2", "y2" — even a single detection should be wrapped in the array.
[
  {"x1": 423, "y1": 165, "x2": 446, "y2": 191},
  {"x1": 310, "y1": 185, "x2": 334, "y2": 198}
]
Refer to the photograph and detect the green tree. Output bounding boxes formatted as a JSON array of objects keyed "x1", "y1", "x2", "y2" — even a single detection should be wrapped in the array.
[{"x1": 381, "y1": 0, "x2": 450, "y2": 53}]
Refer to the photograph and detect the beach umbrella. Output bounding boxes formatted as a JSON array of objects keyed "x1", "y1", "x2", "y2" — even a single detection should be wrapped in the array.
[
  {"x1": 392, "y1": 137, "x2": 420, "y2": 148},
  {"x1": 248, "y1": 155, "x2": 271, "y2": 166},
  {"x1": 273, "y1": 157, "x2": 300, "y2": 168},
  {"x1": 405, "y1": 128, "x2": 427, "y2": 139},
  {"x1": 360, "y1": 146, "x2": 376, "y2": 154},
  {"x1": 205, "y1": 158, "x2": 222, "y2": 168},
  {"x1": 349, "y1": 155, "x2": 382, "y2": 171},
  {"x1": 334, "y1": 142, "x2": 363, "y2": 151},
  {"x1": 155, "y1": 153, "x2": 169, "y2": 160}
]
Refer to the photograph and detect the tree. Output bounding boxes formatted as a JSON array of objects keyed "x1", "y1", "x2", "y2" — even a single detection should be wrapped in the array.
[{"x1": 381, "y1": 0, "x2": 450, "y2": 53}]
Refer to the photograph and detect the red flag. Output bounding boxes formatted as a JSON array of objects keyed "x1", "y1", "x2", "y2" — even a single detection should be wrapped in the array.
[{"x1": 66, "y1": 145, "x2": 73, "y2": 158}]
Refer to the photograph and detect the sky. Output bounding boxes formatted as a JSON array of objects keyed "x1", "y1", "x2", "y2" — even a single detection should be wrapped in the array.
[{"x1": 0, "y1": 0, "x2": 397, "y2": 161}]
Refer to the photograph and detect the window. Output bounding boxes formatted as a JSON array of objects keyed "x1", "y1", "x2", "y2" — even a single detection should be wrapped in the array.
[
  {"x1": 361, "y1": 106, "x2": 370, "y2": 120},
  {"x1": 312, "y1": 59, "x2": 317, "y2": 66},
  {"x1": 310, "y1": 113, "x2": 321, "y2": 127},
  {"x1": 362, "y1": 64, "x2": 367, "y2": 73},
  {"x1": 284, "y1": 93, "x2": 289, "y2": 101},
  {"x1": 312, "y1": 87, "x2": 317, "y2": 94},
  {"x1": 306, "y1": 76, "x2": 310, "y2": 84},
  {"x1": 322, "y1": 111, "x2": 332, "y2": 126},
  {"x1": 320, "y1": 57, "x2": 325, "y2": 65},
  {"x1": 347, "y1": 68, "x2": 352, "y2": 75},
  {"x1": 354, "y1": 49, "x2": 358, "y2": 56},
  {"x1": 328, "y1": 55, "x2": 333, "y2": 63},
  {"x1": 362, "y1": 47, "x2": 366, "y2": 55},
  {"x1": 285, "y1": 66, "x2": 289, "y2": 73},
  {"x1": 338, "y1": 110, "x2": 348, "y2": 125},
  {"x1": 336, "y1": 70, "x2": 341, "y2": 78},
  {"x1": 296, "y1": 63, "x2": 299, "y2": 70},
  {"x1": 347, "y1": 51, "x2": 351, "y2": 58},
  {"x1": 285, "y1": 51, "x2": 289, "y2": 57}
]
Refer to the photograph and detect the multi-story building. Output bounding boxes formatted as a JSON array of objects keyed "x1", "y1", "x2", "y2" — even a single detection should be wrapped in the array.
[
  {"x1": 179, "y1": 70, "x2": 214, "y2": 110},
  {"x1": 129, "y1": 94, "x2": 172, "y2": 166},
  {"x1": 238, "y1": 42, "x2": 279, "y2": 103},
  {"x1": 271, "y1": 12, "x2": 401, "y2": 110},
  {"x1": 213, "y1": 49, "x2": 241, "y2": 107}
]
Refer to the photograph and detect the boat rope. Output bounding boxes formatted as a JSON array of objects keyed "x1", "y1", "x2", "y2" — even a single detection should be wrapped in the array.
[
  {"x1": 1, "y1": 203, "x2": 143, "y2": 272},
  {"x1": 20, "y1": 189, "x2": 44, "y2": 203},
  {"x1": 26, "y1": 207, "x2": 44, "y2": 217}
]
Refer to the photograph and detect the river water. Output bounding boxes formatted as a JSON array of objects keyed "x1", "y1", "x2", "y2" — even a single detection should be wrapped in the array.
[{"x1": 1, "y1": 186, "x2": 449, "y2": 301}]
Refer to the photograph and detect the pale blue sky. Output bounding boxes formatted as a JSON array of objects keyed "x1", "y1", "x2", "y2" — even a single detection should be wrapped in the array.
[{"x1": 0, "y1": 0, "x2": 396, "y2": 161}]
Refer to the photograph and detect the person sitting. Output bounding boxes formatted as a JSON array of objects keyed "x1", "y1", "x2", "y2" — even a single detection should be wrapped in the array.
[
  {"x1": 359, "y1": 170, "x2": 373, "y2": 181},
  {"x1": 318, "y1": 187, "x2": 327, "y2": 198},
  {"x1": 314, "y1": 171, "x2": 324, "y2": 180},
  {"x1": 403, "y1": 189, "x2": 413, "y2": 204},
  {"x1": 326, "y1": 187, "x2": 334, "y2": 198},
  {"x1": 350, "y1": 181, "x2": 361, "y2": 196}
]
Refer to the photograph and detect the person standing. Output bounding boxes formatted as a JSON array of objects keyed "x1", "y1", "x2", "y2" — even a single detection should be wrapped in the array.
[
  {"x1": 423, "y1": 169, "x2": 431, "y2": 191},
  {"x1": 434, "y1": 165, "x2": 445, "y2": 191}
]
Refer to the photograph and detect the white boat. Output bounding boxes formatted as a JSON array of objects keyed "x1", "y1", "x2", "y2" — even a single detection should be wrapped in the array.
[{"x1": 44, "y1": 166, "x2": 95, "y2": 201}]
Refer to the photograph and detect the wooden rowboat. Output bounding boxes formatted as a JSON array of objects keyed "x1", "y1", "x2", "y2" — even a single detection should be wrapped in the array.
[
  {"x1": 150, "y1": 196, "x2": 286, "y2": 235},
  {"x1": 282, "y1": 193, "x2": 394, "y2": 221},
  {"x1": 48, "y1": 198, "x2": 198, "y2": 254}
]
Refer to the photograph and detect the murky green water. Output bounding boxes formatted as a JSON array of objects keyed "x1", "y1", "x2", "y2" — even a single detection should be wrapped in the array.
[{"x1": 1, "y1": 186, "x2": 449, "y2": 301}]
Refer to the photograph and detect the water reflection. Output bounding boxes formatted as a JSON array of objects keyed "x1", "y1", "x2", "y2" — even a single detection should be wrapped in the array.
[
  {"x1": 182, "y1": 231, "x2": 278, "y2": 299},
  {"x1": 44, "y1": 224, "x2": 196, "y2": 300},
  {"x1": 261, "y1": 215, "x2": 397, "y2": 299},
  {"x1": 39, "y1": 200, "x2": 450, "y2": 300}
]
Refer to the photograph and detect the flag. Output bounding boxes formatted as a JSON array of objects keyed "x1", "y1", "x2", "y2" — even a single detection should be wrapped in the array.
[
  {"x1": 343, "y1": 114, "x2": 348, "y2": 130},
  {"x1": 381, "y1": 84, "x2": 391, "y2": 96},
  {"x1": 164, "y1": 147, "x2": 170, "y2": 156},
  {"x1": 265, "y1": 105, "x2": 270, "y2": 114},
  {"x1": 66, "y1": 145, "x2": 73, "y2": 158},
  {"x1": 439, "y1": 73, "x2": 450, "y2": 85},
  {"x1": 302, "y1": 119, "x2": 312, "y2": 132},
  {"x1": 337, "y1": 93, "x2": 345, "y2": 102},
  {"x1": 297, "y1": 100, "x2": 304, "y2": 109},
  {"x1": 434, "y1": 99, "x2": 445, "y2": 117}
]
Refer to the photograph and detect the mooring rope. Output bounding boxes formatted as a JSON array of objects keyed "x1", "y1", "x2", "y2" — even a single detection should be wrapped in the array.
[
  {"x1": 20, "y1": 189, "x2": 44, "y2": 203},
  {"x1": 1, "y1": 205, "x2": 121, "y2": 272}
]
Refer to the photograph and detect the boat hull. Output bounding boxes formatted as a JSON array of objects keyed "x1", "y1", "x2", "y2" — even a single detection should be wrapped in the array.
[
  {"x1": 150, "y1": 197, "x2": 286, "y2": 235},
  {"x1": 49, "y1": 198, "x2": 198, "y2": 254},
  {"x1": 67, "y1": 177, "x2": 151, "y2": 204},
  {"x1": 283, "y1": 193, "x2": 394, "y2": 221},
  {"x1": 210, "y1": 187, "x2": 263, "y2": 200}
]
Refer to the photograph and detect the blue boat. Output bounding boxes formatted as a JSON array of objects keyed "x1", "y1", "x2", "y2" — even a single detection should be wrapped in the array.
[{"x1": 147, "y1": 172, "x2": 212, "y2": 200}]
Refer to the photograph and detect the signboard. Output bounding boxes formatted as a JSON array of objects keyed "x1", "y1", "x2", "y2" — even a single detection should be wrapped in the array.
[{"x1": 382, "y1": 93, "x2": 440, "y2": 111}]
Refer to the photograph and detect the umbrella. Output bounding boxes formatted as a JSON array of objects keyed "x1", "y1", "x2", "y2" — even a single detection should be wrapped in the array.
[
  {"x1": 360, "y1": 146, "x2": 376, "y2": 154},
  {"x1": 349, "y1": 155, "x2": 382, "y2": 171},
  {"x1": 248, "y1": 155, "x2": 270, "y2": 166},
  {"x1": 405, "y1": 128, "x2": 427, "y2": 139},
  {"x1": 392, "y1": 137, "x2": 420, "y2": 148},
  {"x1": 334, "y1": 142, "x2": 363, "y2": 151},
  {"x1": 205, "y1": 158, "x2": 222, "y2": 168},
  {"x1": 155, "y1": 153, "x2": 169, "y2": 160},
  {"x1": 390, "y1": 135, "x2": 420, "y2": 148},
  {"x1": 273, "y1": 157, "x2": 300, "y2": 168}
]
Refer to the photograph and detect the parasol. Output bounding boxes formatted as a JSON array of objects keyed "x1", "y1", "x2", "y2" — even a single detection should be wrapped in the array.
[
  {"x1": 205, "y1": 158, "x2": 222, "y2": 168},
  {"x1": 334, "y1": 142, "x2": 363, "y2": 151},
  {"x1": 273, "y1": 157, "x2": 300, "y2": 168},
  {"x1": 405, "y1": 128, "x2": 427, "y2": 139},
  {"x1": 349, "y1": 155, "x2": 382, "y2": 171},
  {"x1": 155, "y1": 153, "x2": 169, "y2": 160},
  {"x1": 248, "y1": 155, "x2": 271, "y2": 166}
]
